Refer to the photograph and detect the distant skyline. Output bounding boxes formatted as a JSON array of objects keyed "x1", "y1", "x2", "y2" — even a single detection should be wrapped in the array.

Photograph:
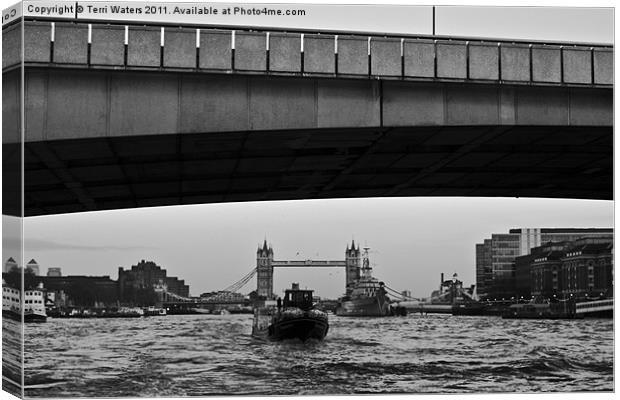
[{"x1": 5, "y1": 197, "x2": 610, "y2": 299}]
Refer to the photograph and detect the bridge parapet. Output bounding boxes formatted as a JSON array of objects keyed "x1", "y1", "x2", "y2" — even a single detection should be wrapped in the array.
[{"x1": 4, "y1": 20, "x2": 613, "y2": 87}]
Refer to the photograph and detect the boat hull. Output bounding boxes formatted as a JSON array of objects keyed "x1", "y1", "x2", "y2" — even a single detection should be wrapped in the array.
[
  {"x1": 24, "y1": 312, "x2": 47, "y2": 323},
  {"x1": 252, "y1": 310, "x2": 329, "y2": 342},
  {"x1": 269, "y1": 316, "x2": 329, "y2": 341},
  {"x1": 452, "y1": 303, "x2": 487, "y2": 316},
  {"x1": 2, "y1": 309, "x2": 21, "y2": 322},
  {"x1": 335, "y1": 296, "x2": 391, "y2": 317},
  {"x1": 3, "y1": 310, "x2": 47, "y2": 322}
]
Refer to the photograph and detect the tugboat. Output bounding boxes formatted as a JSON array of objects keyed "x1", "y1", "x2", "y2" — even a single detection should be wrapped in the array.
[
  {"x1": 252, "y1": 283, "x2": 329, "y2": 342},
  {"x1": 335, "y1": 247, "x2": 392, "y2": 317}
]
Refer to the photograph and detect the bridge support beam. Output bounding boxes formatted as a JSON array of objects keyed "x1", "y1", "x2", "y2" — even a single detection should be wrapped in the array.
[
  {"x1": 14, "y1": 69, "x2": 612, "y2": 144},
  {"x1": 1, "y1": 66, "x2": 612, "y2": 217}
]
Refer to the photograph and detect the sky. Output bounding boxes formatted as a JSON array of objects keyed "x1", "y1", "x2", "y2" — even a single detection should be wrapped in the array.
[
  {"x1": 1, "y1": 1, "x2": 616, "y2": 300},
  {"x1": 435, "y1": 6, "x2": 612, "y2": 43}
]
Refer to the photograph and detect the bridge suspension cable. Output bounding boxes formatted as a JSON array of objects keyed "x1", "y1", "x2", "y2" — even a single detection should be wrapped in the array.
[
  {"x1": 221, "y1": 268, "x2": 257, "y2": 293},
  {"x1": 383, "y1": 284, "x2": 423, "y2": 302},
  {"x1": 160, "y1": 268, "x2": 258, "y2": 304},
  {"x1": 162, "y1": 290, "x2": 194, "y2": 303}
]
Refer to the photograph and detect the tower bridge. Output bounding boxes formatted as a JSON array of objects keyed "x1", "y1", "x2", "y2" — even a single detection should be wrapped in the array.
[
  {"x1": 256, "y1": 240, "x2": 360, "y2": 299},
  {"x1": 155, "y1": 239, "x2": 361, "y2": 310}
]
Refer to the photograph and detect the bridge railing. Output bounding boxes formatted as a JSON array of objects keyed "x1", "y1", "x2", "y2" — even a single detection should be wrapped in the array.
[{"x1": 3, "y1": 20, "x2": 613, "y2": 87}]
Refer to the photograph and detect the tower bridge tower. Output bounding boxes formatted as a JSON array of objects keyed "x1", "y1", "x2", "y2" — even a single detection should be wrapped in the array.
[
  {"x1": 256, "y1": 240, "x2": 274, "y2": 299},
  {"x1": 345, "y1": 241, "x2": 361, "y2": 295}
]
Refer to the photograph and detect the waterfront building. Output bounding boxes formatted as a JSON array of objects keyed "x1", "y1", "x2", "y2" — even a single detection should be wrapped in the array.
[
  {"x1": 165, "y1": 276, "x2": 189, "y2": 298},
  {"x1": 530, "y1": 247, "x2": 565, "y2": 299},
  {"x1": 45, "y1": 290, "x2": 69, "y2": 308},
  {"x1": 40, "y1": 275, "x2": 119, "y2": 308},
  {"x1": 561, "y1": 237, "x2": 613, "y2": 298},
  {"x1": 515, "y1": 242, "x2": 568, "y2": 299},
  {"x1": 47, "y1": 267, "x2": 62, "y2": 277},
  {"x1": 514, "y1": 237, "x2": 612, "y2": 300},
  {"x1": 514, "y1": 252, "x2": 536, "y2": 299},
  {"x1": 476, "y1": 228, "x2": 613, "y2": 300},
  {"x1": 4, "y1": 257, "x2": 18, "y2": 273},
  {"x1": 118, "y1": 260, "x2": 190, "y2": 305},
  {"x1": 475, "y1": 239, "x2": 493, "y2": 297},
  {"x1": 489, "y1": 232, "x2": 520, "y2": 299}
]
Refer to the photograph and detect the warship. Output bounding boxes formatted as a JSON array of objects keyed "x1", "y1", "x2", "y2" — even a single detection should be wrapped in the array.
[{"x1": 335, "y1": 247, "x2": 392, "y2": 317}]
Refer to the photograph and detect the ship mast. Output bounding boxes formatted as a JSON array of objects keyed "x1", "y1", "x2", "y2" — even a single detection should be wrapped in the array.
[{"x1": 361, "y1": 247, "x2": 372, "y2": 279}]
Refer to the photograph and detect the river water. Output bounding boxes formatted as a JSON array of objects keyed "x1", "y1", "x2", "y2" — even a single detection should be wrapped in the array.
[{"x1": 20, "y1": 313, "x2": 613, "y2": 397}]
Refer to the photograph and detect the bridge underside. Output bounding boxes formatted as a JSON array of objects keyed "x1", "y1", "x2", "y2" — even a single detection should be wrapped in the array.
[
  {"x1": 1, "y1": 68, "x2": 612, "y2": 216},
  {"x1": 16, "y1": 124, "x2": 611, "y2": 216}
]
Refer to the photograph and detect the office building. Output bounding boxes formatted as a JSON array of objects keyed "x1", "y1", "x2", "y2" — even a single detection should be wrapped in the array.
[
  {"x1": 475, "y1": 239, "x2": 492, "y2": 297},
  {"x1": 4, "y1": 257, "x2": 18, "y2": 273},
  {"x1": 476, "y1": 228, "x2": 613, "y2": 299},
  {"x1": 26, "y1": 259, "x2": 40, "y2": 276}
]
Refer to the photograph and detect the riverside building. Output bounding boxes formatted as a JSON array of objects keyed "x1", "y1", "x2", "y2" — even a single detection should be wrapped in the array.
[
  {"x1": 118, "y1": 260, "x2": 190, "y2": 303},
  {"x1": 514, "y1": 237, "x2": 613, "y2": 300},
  {"x1": 41, "y1": 275, "x2": 118, "y2": 308},
  {"x1": 476, "y1": 228, "x2": 613, "y2": 299},
  {"x1": 561, "y1": 237, "x2": 613, "y2": 298}
]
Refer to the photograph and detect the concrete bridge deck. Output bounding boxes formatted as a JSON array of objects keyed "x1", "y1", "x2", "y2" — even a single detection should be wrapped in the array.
[{"x1": 2, "y1": 20, "x2": 613, "y2": 217}]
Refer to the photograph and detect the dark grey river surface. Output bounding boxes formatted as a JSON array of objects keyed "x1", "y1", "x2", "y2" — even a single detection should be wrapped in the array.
[{"x1": 23, "y1": 314, "x2": 613, "y2": 397}]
